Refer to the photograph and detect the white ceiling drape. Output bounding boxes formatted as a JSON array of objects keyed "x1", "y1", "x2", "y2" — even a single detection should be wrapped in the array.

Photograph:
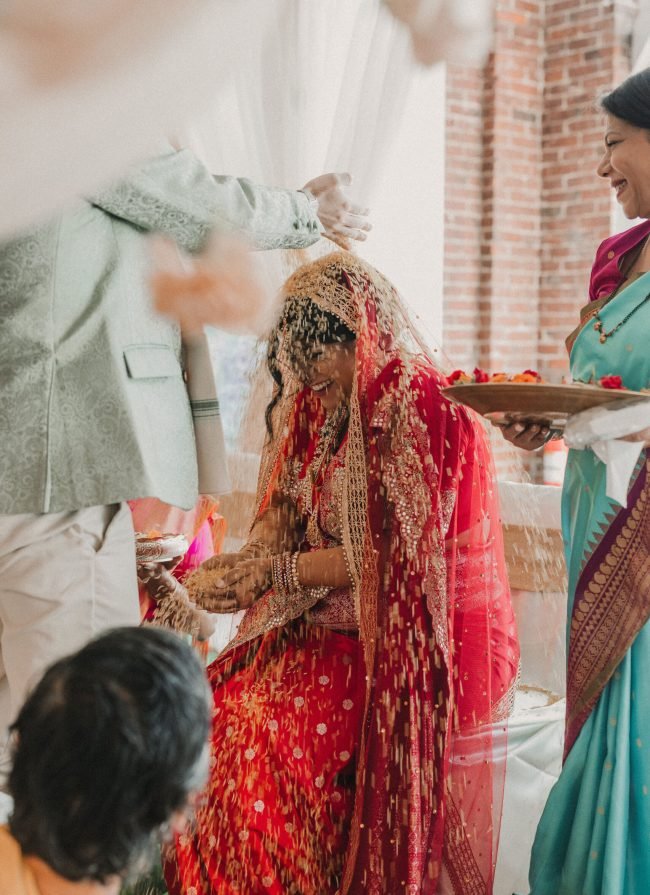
[
  {"x1": 0, "y1": 0, "x2": 271, "y2": 237},
  {"x1": 0, "y1": 0, "x2": 493, "y2": 239},
  {"x1": 179, "y1": 1, "x2": 414, "y2": 209},
  {"x1": 180, "y1": 2, "x2": 425, "y2": 455}
]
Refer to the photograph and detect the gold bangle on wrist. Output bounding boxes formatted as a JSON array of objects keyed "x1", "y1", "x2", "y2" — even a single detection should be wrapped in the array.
[{"x1": 271, "y1": 551, "x2": 302, "y2": 598}]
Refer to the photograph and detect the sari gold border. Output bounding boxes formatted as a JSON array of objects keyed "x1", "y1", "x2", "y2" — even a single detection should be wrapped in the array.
[
  {"x1": 443, "y1": 796, "x2": 488, "y2": 895},
  {"x1": 565, "y1": 456, "x2": 650, "y2": 756},
  {"x1": 491, "y1": 660, "x2": 520, "y2": 723}
]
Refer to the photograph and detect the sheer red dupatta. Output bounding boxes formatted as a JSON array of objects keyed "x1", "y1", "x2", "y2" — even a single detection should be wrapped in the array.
[
  {"x1": 268, "y1": 254, "x2": 518, "y2": 893},
  {"x1": 341, "y1": 358, "x2": 516, "y2": 894},
  {"x1": 443, "y1": 412, "x2": 517, "y2": 895}
]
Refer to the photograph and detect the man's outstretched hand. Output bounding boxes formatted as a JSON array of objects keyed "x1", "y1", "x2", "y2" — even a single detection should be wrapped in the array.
[{"x1": 302, "y1": 172, "x2": 371, "y2": 250}]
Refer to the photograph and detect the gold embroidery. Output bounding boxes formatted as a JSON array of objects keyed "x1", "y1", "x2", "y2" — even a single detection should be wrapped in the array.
[
  {"x1": 491, "y1": 660, "x2": 520, "y2": 722},
  {"x1": 443, "y1": 795, "x2": 489, "y2": 895},
  {"x1": 567, "y1": 457, "x2": 650, "y2": 749},
  {"x1": 225, "y1": 584, "x2": 330, "y2": 651}
]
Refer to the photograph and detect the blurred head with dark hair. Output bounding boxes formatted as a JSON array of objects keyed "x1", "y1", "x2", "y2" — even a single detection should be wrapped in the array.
[
  {"x1": 598, "y1": 68, "x2": 650, "y2": 220},
  {"x1": 8, "y1": 626, "x2": 211, "y2": 886}
]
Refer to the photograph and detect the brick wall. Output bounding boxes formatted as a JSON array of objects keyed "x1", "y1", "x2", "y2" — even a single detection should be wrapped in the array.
[
  {"x1": 442, "y1": 65, "x2": 485, "y2": 371},
  {"x1": 443, "y1": 0, "x2": 634, "y2": 478},
  {"x1": 480, "y1": 0, "x2": 545, "y2": 376},
  {"x1": 539, "y1": 0, "x2": 631, "y2": 378}
]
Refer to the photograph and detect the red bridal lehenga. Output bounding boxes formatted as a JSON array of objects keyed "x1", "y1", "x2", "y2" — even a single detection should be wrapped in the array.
[{"x1": 164, "y1": 253, "x2": 519, "y2": 895}]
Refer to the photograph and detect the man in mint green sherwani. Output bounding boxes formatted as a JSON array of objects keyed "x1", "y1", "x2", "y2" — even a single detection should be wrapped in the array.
[{"x1": 0, "y1": 145, "x2": 369, "y2": 784}]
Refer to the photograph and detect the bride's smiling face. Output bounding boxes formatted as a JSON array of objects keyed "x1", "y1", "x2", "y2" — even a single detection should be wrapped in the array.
[{"x1": 297, "y1": 340, "x2": 356, "y2": 412}]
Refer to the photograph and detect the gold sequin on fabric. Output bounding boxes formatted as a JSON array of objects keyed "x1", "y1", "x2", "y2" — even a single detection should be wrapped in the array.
[
  {"x1": 566, "y1": 457, "x2": 650, "y2": 752},
  {"x1": 305, "y1": 439, "x2": 357, "y2": 630}
]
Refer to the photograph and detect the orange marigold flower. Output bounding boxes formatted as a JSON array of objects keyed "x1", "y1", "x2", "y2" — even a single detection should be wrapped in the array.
[{"x1": 510, "y1": 372, "x2": 538, "y2": 383}]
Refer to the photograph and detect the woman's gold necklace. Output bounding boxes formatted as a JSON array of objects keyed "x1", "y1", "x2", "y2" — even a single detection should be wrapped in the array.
[{"x1": 593, "y1": 291, "x2": 650, "y2": 344}]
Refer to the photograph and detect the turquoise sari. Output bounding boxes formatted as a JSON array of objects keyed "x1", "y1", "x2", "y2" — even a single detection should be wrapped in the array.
[{"x1": 528, "y1": 272, "x2": 650, "y2": 895}]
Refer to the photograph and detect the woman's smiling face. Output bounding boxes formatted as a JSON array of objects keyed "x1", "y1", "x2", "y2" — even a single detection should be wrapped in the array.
[
  {"x1": 296, "y1": 340, "x2": 356, "y2": 413},
  {"x1": 597, "y1": 114, "x2": 650, "y2": 220}
]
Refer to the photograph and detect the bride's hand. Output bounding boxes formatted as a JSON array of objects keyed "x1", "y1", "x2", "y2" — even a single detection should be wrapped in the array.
[
  {"x1": 200, "y1": 557, "x2": 273, "y2": 613},
  {"x1": 200, "y1": 552, "x2": 245, "y2": 572},
  {"x1": 138, "y1": 562, "x2": 182, "y2": 601}
]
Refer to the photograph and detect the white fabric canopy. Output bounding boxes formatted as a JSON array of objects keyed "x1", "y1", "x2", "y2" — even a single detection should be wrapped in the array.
[
  {"x1": 0, "y1": 0, "x2": 272, "y2": 237},
  {"x1": 179, "y1": 1, "x2": 414, "y2": 210},
  {"x1": 0, "y1": 0, "x2": 495, "y2": 239}
]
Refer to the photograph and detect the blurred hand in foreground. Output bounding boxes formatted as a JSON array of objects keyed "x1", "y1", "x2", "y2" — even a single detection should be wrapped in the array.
[
  {"x1": 383, "y1": 0, "x2": 494, "y2": 67},
  {"x1": 149, "y1": 232, "x2": 269, "y2": 334}
]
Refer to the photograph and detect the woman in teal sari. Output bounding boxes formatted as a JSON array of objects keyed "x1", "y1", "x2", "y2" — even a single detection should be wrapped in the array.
[{"x1": 502, "y1": 68, "x2": 650, "y2": 894}]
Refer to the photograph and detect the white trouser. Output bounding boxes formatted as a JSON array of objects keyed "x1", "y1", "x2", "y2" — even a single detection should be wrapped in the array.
[{"x1": 0, "y1": 502, "x2": 139, "y2": 784}]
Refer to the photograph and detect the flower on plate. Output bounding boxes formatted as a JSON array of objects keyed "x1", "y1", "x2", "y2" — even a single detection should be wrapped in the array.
[
  {"x1": 489, "y1": 372, "x2": 509, "y2": 382},
  {"x1": 599, "y1": 374, "x2": 625, "y2": 390},
  {"x1": 472, "y1": 367, "x2": 490, "y2": 383},
  {"x1": 448, "y1": 369, "x2": 472, "y2": 384},
  {"x1": 511, "y1": 370, "x2": 542, "y2": 383}
]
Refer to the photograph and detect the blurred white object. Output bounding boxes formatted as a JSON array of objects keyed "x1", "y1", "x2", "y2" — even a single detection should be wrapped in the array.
[
  {"x1": 0, "y1": 0, "x2": 272, "y2": 237},
  {"x1": 542, "y1": 438, "x2": 569, "y2": 487},
  {"x1": 494, "y1": 690, "x2": 565, "y2": 895},
  {"x1": 495, "y1": 480, "x2": 567, "y2": 894},
  {"x1": 591, "y1": 440, "x2": 646, "y2": 507},
  {"x1": 0, "y1": 791, "x2": 12, "y2": 824},
  {"x1": 564, "y1": 401, "x2": 650, "y2": 506},
  {"x1": 384, "y1": 0, "x2": 494, "y2": 66},
  {"x1": 150, "y1": 234, "x2": 270, "y2": 335}
]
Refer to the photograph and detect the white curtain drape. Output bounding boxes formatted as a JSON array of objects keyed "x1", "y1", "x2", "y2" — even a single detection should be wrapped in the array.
[
  {"x1": 180, "y1": 2, "x2": 413, "y2": 202},
  {"x1": 0, "y1": 0, "x2": 492, "y2": 238},
  {"x1": 0, "y1": 0, "x2": 274, "y2": 238},
  {"x1": 179, "y1": 1, "x2": 449, "y2": 463}
]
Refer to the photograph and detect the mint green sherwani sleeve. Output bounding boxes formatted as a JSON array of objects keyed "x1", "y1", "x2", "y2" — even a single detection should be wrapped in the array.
[
  {"x1": 0, "y1": 149, "x2": 322, "y2": 515},
  {"x1": 89, "y1": 148, "x2": 322, "y2": 252}
]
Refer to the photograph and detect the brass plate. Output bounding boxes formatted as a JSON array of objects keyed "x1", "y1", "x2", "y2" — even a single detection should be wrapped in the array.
[
  {"x1": 442, "y1": 382, "x2": 650, "y2": 430},
  {"x1": 135, "y1": 533, "x2": 188, "y2": 564}
]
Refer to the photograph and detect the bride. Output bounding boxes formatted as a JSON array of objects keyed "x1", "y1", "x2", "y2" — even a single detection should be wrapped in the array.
[{"x1": 164, "y1": 251, "x2": 520, "y2": 895}]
